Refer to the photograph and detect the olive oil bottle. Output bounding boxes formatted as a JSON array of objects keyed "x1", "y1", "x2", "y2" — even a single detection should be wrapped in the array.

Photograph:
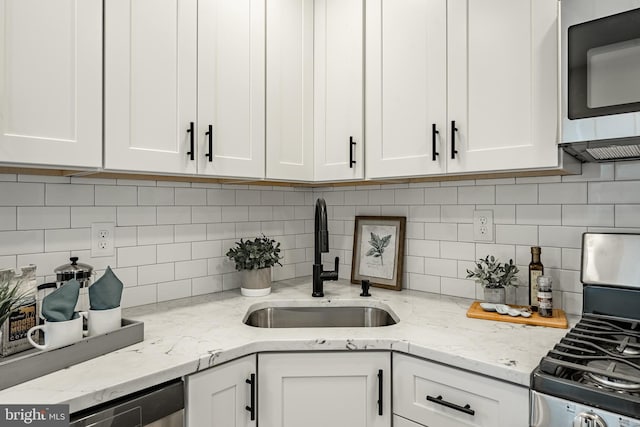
[{"x1": 529, "y1": 247, "x2": 543, "y2": 310}]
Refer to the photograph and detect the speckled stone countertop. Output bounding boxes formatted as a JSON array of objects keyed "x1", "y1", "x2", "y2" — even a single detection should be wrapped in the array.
[{"x1": 0, "y1": 278, "x2": 572, "y2": 412}]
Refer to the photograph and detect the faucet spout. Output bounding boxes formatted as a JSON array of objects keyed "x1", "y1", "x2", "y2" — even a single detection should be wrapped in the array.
[{"x1": 313, "y1": 198, "x2": 339, "y2": 297}]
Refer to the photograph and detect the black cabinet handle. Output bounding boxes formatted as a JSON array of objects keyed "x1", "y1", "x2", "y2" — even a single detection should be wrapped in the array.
[
  {"x1": 205, "y1": 124, "x2": 213, "y2": 162},
  {"x1": 427, "y1": 394, "x2": 475, "y2": 416},
  {"x1": 432, "y1": 123, "x2": 440, "y2": 161},
  {"x1": 349, "y1": 136, "x2": 356, "y2": 168},
  {"x1": 377, "y1": 369, "x2": 383, "y2": 416},
  {"x1": 245, "y1": 374, "x2": 256, "y2": 421},
  {"x1": 187, "y1": 121, "x2": 194, "y2": 161},
  {"x1": 451, "y1": 121, "x2": 458, "y2": 159}
]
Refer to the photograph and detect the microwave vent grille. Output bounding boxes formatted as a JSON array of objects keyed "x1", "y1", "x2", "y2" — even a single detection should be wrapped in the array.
[{"x1": 586, "y1": 144, "x2": 640, "y2": 160}]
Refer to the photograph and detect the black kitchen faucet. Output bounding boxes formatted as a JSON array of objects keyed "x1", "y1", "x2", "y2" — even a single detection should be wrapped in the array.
[{"x1": 312, "y1": 198, "x2": 339, "y2": 297}]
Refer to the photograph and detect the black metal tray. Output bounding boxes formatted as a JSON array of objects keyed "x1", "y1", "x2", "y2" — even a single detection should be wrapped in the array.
[{"x1": 0, "y1": 318, "x2": 144, "y2": 390}]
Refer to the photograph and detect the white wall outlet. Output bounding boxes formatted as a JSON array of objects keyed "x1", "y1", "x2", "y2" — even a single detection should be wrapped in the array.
[
  {"x1": 473, "y1": 210, "x2": 494, "y2": 242},
  {"x1": 91, "y1": 222, "x2": 115, "y2": 257}
]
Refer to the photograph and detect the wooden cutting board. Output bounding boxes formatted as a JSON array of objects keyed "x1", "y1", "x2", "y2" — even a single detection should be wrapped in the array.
[{"x1": 466, "y1": 301, "x2": 568, "y2": 329}]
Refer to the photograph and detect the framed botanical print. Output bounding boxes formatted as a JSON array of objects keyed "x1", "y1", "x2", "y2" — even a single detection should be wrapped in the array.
[{"x1": 351, "y1": 216, "x2": 406, "y2": 290}]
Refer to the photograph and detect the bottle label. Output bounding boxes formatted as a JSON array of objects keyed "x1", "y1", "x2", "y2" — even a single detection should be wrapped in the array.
[{"x1": 530, "y1": 270, "x2": 542, "y2": 306}]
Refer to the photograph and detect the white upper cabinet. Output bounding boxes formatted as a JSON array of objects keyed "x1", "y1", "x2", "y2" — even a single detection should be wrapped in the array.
[
  {"x1": 313, "y1": 0, "x2": 364, "y2": 181},
  {"x1": 266, "y1": 0, "x2": 314, "y2": 181},
  {"x1": 198, "y1": 0, "x2": 265, "y2": 178},
  {"x1": 105, "y1": 0, "x2": 264, "y2": 178},
  {"x1": 366, "y1": 0, "x2": 447, "y2": 179},
  {"x1": 105, "y1": 0, "x2": 198, "y2": 175},
  {"x1": 446, "y1": 0, "x2": 559, "y2": 173},
  {"x1": 0, "y1": 0, "x2": 102, "y2": 168}
]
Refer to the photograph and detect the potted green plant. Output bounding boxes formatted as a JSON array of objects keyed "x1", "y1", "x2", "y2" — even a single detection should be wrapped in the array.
[
  {"x1": 226, "y1": 235, "x2": 283, "y2": 296},
  {"x1": 466, "y1": 256, "x2": 519, "y2": 303}
]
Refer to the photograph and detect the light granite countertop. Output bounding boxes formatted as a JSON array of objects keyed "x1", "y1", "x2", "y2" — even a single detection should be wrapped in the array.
[{"x1": 0, "y1": 278, "x2": 572, "y2": 412}]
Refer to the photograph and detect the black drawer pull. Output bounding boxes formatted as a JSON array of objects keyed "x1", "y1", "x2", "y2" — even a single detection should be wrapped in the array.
[
  {"x1": 432, "y1": 123, "x2": 440, "y2": 161},
  {"x1": 186, "y1": 121, "x2": 195, "y2": 161},
  {"x1": 245, "y1": 374, "x2": 255, "y2": 421},
  {"x1": 451, "y1": 120, "x2": 458, "y2": 159},
  {"x1": 377, "y1": 369, "x2": 383, "y2": 416},
  {"x1": 205, "y1": 124, "x2": 213, "y2": 162},
  {"x1": 349, "y1": 136, "x2": 356, "y2": 168},
  {"x1": 426, "y1": 394, "x2": 475, "y2": 416}
]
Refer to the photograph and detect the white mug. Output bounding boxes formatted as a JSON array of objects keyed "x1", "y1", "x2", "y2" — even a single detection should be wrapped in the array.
[
  {"x1": 84, "y1": 306, "x2": 121, "y2": 336},
  {"x1": 27, "y1": 315, "x2": 83, "y2": 350}
]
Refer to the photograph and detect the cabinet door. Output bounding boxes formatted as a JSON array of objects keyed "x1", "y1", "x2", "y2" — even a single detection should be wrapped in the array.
[
  {"x1": 0, "y1": 0, "x2": 102, "y2": 168},
  {"x1": 393, "y1": 353, "x2": 529, "y2": 427},
  {"x1": 105, "y1": 0, "x2": 197, "y2": 174},
  {"x1": 313, "y1": 0, "x2": 364, "y2": 181},
  {"x1": 198, "y1": 0, "x2": 265, "y2": 178},
  {"x1": 266, "y1": 0, "x2": 314, "y2": 181},
  {"x1": 259, "y1": 352, "x2": 390, "y2": 427},
  {"x1": 365, "y1": 0, "x2": 447, "y2": 179},
  {"x1": 447, "y1": 0, "x2": 559, "y2": 173},
  {"x1": 186, "y1": 355, "x2": 257, "y2": 427}
]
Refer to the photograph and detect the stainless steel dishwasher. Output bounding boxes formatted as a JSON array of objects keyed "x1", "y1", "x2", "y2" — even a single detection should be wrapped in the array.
[{"x1": 70, "y1": 380, "x2": 184, "y2": 427}]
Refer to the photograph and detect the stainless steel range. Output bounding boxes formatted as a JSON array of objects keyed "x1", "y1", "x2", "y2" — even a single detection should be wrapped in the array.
[{"x1": 531, "y1": 233, "x2": 640, "y2": 427}]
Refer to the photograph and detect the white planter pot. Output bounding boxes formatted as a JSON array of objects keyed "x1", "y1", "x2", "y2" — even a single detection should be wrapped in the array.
[
  {"x1": 241, "y1": 268, "x2": 272, "y2": 297},
  {"x1": 483, "y1": 287, "x2": 506, "y2": 304}
]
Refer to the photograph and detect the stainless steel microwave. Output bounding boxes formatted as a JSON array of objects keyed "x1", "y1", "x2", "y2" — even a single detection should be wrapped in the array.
[{"x1": 560, "y1": 0, "x2": 640, "y2": 162}]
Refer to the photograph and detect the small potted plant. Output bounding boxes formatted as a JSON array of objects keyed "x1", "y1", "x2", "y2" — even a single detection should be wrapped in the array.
[
  {"x1": 466, "y1": 256, "x2": 519, "y2": 304},
  {"x1": 226, "y1": 235, "x2": 283, "y2": 296}
]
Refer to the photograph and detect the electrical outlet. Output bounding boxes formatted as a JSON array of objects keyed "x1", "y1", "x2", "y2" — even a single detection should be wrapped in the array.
[
  {"x1": 473, "y1": 210, "x2": 494, "y2": 242},
  {"x1": 91, "y1": 222, "x2": 115, "y2": 257}
]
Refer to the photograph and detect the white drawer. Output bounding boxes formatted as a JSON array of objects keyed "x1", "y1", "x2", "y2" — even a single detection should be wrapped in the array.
[
  {"x1": 393, "y1": 414, "x2": 425, "y2": 427},
  {"x1": 393, "y1": 353, "x2": 529, "y2": 427}
]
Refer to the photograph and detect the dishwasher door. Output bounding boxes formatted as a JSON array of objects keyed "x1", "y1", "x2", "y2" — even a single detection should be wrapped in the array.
[{"x1": 70, "y1": 380, "x2": 184, "y2": 427}]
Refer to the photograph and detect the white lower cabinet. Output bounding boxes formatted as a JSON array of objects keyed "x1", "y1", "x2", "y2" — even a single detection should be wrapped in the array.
[
  {"x1": 258, "y1": 352, "x2": 391, "y2": 427},
  {"x1": 393, "y1": 353, "x2": 529, "y2": 427},
  {"x1": 393, "y1": 415, "x2": 426, "y2": 427},
  {"x1": 186, "y1": 354, "x2": 257, "y2": 427}
]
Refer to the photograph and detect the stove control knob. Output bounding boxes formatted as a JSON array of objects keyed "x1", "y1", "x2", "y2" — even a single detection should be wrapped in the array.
[{"x1": 573, "y1": 412, "x2": 607, "y2": 427}]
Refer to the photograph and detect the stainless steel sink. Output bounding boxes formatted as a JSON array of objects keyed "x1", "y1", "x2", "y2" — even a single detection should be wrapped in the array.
[{"x1": 243, "y1": 304, "x2": 398, "y2": 328}]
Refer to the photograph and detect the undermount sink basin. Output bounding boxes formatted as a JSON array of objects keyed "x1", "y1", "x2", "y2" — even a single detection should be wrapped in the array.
[{"x1": 243, "y1": 302, "x2": 398, "y2": 328}]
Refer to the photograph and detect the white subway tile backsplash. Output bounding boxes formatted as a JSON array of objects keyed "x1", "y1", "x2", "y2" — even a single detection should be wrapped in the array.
[
  {"x1": 138, "y1": 187, "x2": 175, "y2": 206},
  {"x1": 236, "y1": 222, "x2": 261, "y2": 238},
  {"x1": 408, "y1": 273, "x2": 440, "y2": 293},
  {"x1": 441, "y1": 277, "x2": 475, "y2": 299},
  {"x1": 562, "y1": 292, "x2": 583, "y2": 314},
  {"x1": 236, "y1": 190, "x2": 261, "y2": 205},
  {"x1": 0, "y1": 208, "x2": 16, "y2": 231},
  {"x1": 425, "y1": 257, "x2": 457, "y2": 277},
  {"x1": 158, "y1": 279, "x2": 192, "y2": 302},
  {"x1": 208, "y1": 257, "x2": 236, "y2": 275},
  {"x1": 191, "y1": 206, "x2": 221, "y2": 224},
  {"x1": 440, "y1": 241, "x2": 475, "y2": 261},
  {"x1": 95, "y1": 186, "x2": 137, "y2": 206},
  {"x1": 45, "y1": 228, "x2": 90, "y2": 252},
  {"x1": 207, "y1": 189, "x2": 236, "y2": 205},
  {"x1": 516, "y1": 176, "x2": 561, "y2": 184},
  {"x1": 425, "y1": 223, "x2": 457, "y2": 241},
  {"x1": 118, "y1": 179, "x2": 155, "y2": 187},
  {"x1": 395, "y1": 189, "x2": 424, "y2": 205},
  {"x1": 0, "y1": 255, "x2": 16, "y2": 270},
  {"x1": 221, "y1": 206, "x2": 248, "y2": 222},
  {"x1": 284, "y1": 192, "x2": 305, "y2": 206},
  {"x1": 405, "y1": 256, "x2": 424, "y2": 274},
  {"x1": 0, "y1": 230, "x2": 44, "y2": 255},
  {"x1": 46, "y1": 184, "x2": 93, "y2": 206},
  {"x1": 562, "y1": 248, "x2": 581, "y2": 270},
  {"x1": 138, "y1": 263, "x2": 174, "y2": 285},
  {"x1": 343, "y1": 191, "x2": 368, "y2": 206},
  {"x1": 615, "y1": 205, "x2": 640, "y2": 227},
  {"x1": 475, "y1": 243, "x2": 515, "y2": 263},
  {"x1": 615, "y1": 160, "x2": 640, "y2": 180},
  {"x1": 17, "y1": 207, "x2": 69, "y2": 230},
  {"x1": 175, "y1": 188, "x2": 206, "y2": 206},
  {"x1": 589, "y1": 181, "x2": 640, "y2": 203},
  {"x1": 157, "y1": 207, "x2": 191, "y2": 225},
  {"x1": 0, "y1": 182, "x2": 44, "y2": 206},
  {"x1": 562, "y1": 205, "x2": 614, "y2": 227},
  {"x1": 477, "y1": 205, "x2": 516, "y2": 225},
  {"x1": 137, "y1": 225, "x2": 174, "y2": 246},
  {"x1": 175, "y1": 224, "x2": 206, "y2": 243},
  {"x1": 333, "y1": 206, "x2": 356, "y2": 220},
  {"x1": 121, "y1": 285, "x2": 157, "y2": 308},
  {"x1": 539, "y1": 226, "x2": 585, "y2": 248},
  {"x1": 496, "y1": 184, "x2": 537, "y2": 204},
  {"x1": 207, "y1": 223, "x2": 235, "y2": 240},
  {"x1": 110, "y1": 266, "x2": 138, "y2": 287},
  {"x1": 192, "y1": 275, "x2": 223, "y2": 295},
  {"x1": 157, "y1": 242, "x2": 191, "y2": 263},
  {"x1": 117, "y1": 207, "x2": 156, "y2": 226},
  {"x1": 516, "y1": 205, "x2": 560, "y2": 225},
  {"x1": 441, "y1": 205, "x2": 474, "y2": 223},
  {"x1": 457, "y1": 224, "x2": 474, "y2": 242},
  {"x1": 409, "y1": 206, "x2": 440, "y2": 222},
  {"x1": 18, "y1": 174, "x2": 70, "y2": 184},
  {"x1": 115, "y1": 226, "x2": 137, "y2": 247},
  {"x1": 495, "y1": 224, "x2": 538, "y2": 245},
  {"x1": 262, "y1": 221, "x2": 285, "y2": 237},
  {"x1": 563, "y1": 162, "x2": 613, "y2": 182},
  {"x1": 369, "y1": 190, "x2": 395, "y2": 205},
  {"x1": 261, "y1": 190, "x2": 284, "y2": 206},
  {"x1": 249, "y1": 206, "x2": 273, "y2": 221},
  {"x1": 71, "y1": 207, "x2": 116, "y2": 228},
  {"x1": 539, "y1": 183, "x2": 587, "y2": 204},
  {"x1": 408, "y1": 239, "x2": 439, "y2": 258},
  {"x1": 175, "y1": 259, "x2": 208, "y2": 280},
  {"x1": 406, "y1": 222, "x2": 424, "y2": 239},
  {"x1": 118, "y1": 246, "x2": 156, "y2": 268},
  {"x1": 458, "y1": 186, "x2": 495, "y2": 205},
  {"x1": 17, "y1": 251, "x2": 69, "y2": 275},
  {"x1": 424, "y1": 187, "x2": 457, "y2": 205}
]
